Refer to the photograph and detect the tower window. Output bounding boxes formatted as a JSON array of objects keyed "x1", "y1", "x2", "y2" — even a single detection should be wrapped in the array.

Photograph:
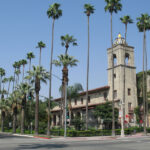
[
  {"x1": 114, "y1": 73, "x2": 116, "y2": 78},
  {"x1": 81, "y1": 98, "x2": 83, "y2": 104},
  {"x1": 125, "y1": 53, "x2": 129, "y2": 65},
  {"x1": 113, "y1": 54, "x2": 117, "y2": 66},
  {"x1": 128, "y1": 88, "x2": 131, "y2": 96},
  {"x1": 128, "y1": 102, "x2": 132, "y2": 110},
  {"x1": 114, "y1": 90, "x2": 117, "y2": 99},
  {"x1": 88, "y1": 96, "x2": 90, "y2": 103}
]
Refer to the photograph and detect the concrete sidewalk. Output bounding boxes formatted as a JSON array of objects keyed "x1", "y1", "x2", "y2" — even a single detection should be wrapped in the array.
[{"x1": 1, "y1": 132, "x2": 149, "y2": 142}]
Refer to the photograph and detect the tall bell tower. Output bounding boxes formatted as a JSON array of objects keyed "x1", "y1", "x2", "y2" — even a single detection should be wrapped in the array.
[{"x1": 107, "y1": 33, "x2": 137, "y2": 124}]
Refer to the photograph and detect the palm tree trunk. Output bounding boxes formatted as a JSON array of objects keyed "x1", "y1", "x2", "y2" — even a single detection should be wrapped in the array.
[
  {"x1": 1, "y1": 111, "x2": 5, "y2": 132},
  {"x1": 0, "y1": 76, "x2": 2, "y2": 92},
  {"x1": 21, "y1": 107, "x2": 25, "y2": 134},
  {"x1": 39, "y1": 48, "x2": 41, "y2": 67},
  {"x1": 29, "y1": 59, "x2": 31, "y2": 72},
  {"x1": 13, "y1": 69, "x2": 16, "y2": 91},
  {"x1": 125, "y1": 24, "x2": 127, "y2": 43},
  {"x1": 47, "y1": 18, "x2": 55, "y2": 136},
  {"x1": 62, "y1": 66, "x2": 68, "y2": 129},
  {"x1": 111, "y1": 12, "x2": 115, "y2": 136},
  {"x1": 22, "y1": 65, "x2": 25, "y2": 82},
  {"x1": 7, "y1": 81, "x2": 11, "y2": 98},
  {"x1": 145, "y1": 45, "x2": 149, "y2": 127},
  {"x1": 21, "y1": 97, "x2": 26, "y2": 134},
  {"x1": 13, "y1": 107, "x2": 17, "y2": 133},
  {"x1": 35, "y1": 91, "x2": 39, "y2": 135},
  {"x1": 86, "y1": 15, "x2": 90, "y2": 130},
  {"x1": 143, "y1": 28, "x2": 146, "y2": 135}
]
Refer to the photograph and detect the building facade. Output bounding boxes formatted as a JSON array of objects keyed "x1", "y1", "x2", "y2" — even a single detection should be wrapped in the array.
[{"x1": 51, "y1": 34, "x2": 138, "y2": 128}]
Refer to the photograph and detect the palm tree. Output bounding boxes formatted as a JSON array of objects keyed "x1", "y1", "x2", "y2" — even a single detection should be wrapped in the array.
[
  {"x1": 120, "y1": 15, "x2": 133, "y2": 43},
  {"x1": 2, "y1": 77, "x2": 8, "y2": 90},
  {"x1": 53, "y1": 54, "x2": 78, "y2": 127},
  {"x1": 13, "y1": 61, "x2": 19, "y2": 91},
  {"x1": 7, "y1": 76, "x2": 14, "y2": 97},
  {"x1": 17, "y1": 82, "x2": 31, "y2": 134},
  {"x1": 47, "y1": 3, "x2": 62, "y2": 136},
  {"x1": 27, "y1": 52, "x2": 35, "y2": 71},
  {"x1": 67, "y1": 83, "x2": 83, "y2": 125},
  {"x1": 137, "y1": 13, "x2": 150, "y2": 135},
  {"x1": 0, "y1": 68, "x2": 5, "y2": 92},
  {"x1": 26, "y1": 66, "x2": 49, "y2": 135},
  {"x1": 61, "y1": 34, "x2": 77, "y2": 55},
  {"x1": 84, "y1": 3, "x2": 95, "y2": 130},
  {"x1": 104, "y1": 0, "x2": 122, "y2": 136},
  {"x1": 15, "y1": 69, "x2": 21, "y2": 86},
  {"x1": 0, "y1": 90, "x2": 9, "y2": 132},
  {"x1": 14, "y1": 61, "x2": 21, "y2": 85},
  {"x1": 36, "y1": 41, "x2": 46, "y2": 66},
  {"x1": 8, "y1": 90, "x2": 20, "y2": 133},
  {"x1": 21, "y1": 59, "x2": 27, "y2": 82},
  {"x1": 59, "y1": 34, "x2": 78, "y2": 126}
]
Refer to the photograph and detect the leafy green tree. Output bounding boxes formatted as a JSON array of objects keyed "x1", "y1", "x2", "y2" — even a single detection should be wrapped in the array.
[
  {"x1": 72, "y1": 116, "x2": 84, "y2": 130},
  {"x1": 137, "y1": 13, "x2": 150, "y2": 133},
  {"x1": 84, "y1": 3, "x2": 95, "y2": 130},
  {"x1": 47, "y1": 3, "x2": 62, "y2": 136},
  {"x1": 27, "y1": 52, "x2": 35, "y2": 71},
  {"x1": 26, "y1": 66, "x2": 49, "y2": 135},
  {"x1": 94, "y1": 102, "x2": 119, "y2": 129},
  {"x1": 104, "y1": 0, "x2": 122, "y2": 136},
  {"x1": 61, "y1": 34, "x2": 77, "y2": 55},
  {"x1": 36, "y1": 41, "x2": 46, "y2": 66}
]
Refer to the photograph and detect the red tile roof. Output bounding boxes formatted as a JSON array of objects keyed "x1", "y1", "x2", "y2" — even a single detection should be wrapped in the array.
[{"x1": 53, "y1": 85, "x2": 110, "y2": 102}]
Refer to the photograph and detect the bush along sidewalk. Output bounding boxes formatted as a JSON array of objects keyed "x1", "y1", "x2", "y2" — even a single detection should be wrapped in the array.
[
  {"x1": 50, "y1": 127, "x2": 150, "y2": 137},
  {"x1": 1, "y1": 127, "x2": 150, "y2": 137}
]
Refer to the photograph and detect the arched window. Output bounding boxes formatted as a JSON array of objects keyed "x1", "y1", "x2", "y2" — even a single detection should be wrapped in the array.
[
  {"x1": 113, "y1": 54, "x2": 117, "y2": 66},
  {"x1": 125, "y1": 53, "x2": 129, "y2": 65}
]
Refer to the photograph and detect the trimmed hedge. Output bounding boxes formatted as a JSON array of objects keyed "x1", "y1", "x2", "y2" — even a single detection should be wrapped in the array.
[
  {"x1": 50, "y1": 127, "x2": 150, "y2": 137},
  {"x1": 1, "y1": 126, "x2": 150, "y2": 137}
]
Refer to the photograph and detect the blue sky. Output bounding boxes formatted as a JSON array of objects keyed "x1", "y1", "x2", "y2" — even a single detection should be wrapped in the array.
[{"x1": 0, "y1": 0, "x2": 150, "y2": 99}]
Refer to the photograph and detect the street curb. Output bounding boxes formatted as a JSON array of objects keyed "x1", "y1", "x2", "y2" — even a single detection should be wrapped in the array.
[{"x1": 13, "y1": 134, "x2": 34, "y2": 138}]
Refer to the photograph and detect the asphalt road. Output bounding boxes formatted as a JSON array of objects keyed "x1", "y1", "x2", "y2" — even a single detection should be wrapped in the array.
[{"x1": 0, "y1": 133, "x2": 150, "y2": 150}]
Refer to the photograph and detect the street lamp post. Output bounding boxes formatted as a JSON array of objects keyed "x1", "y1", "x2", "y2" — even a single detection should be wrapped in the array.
[{"x1": 120, "y1": 100, "x2": 125, "y2": 137}]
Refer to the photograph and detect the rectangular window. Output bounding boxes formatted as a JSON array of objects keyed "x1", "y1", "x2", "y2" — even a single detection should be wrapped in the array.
[
  {"x1": 74, "y1": 99, "x2": 77, "y2": 105},
  {"x1": 81, "y1": 98, "x2": 83, "y2": 104},
  {"x1": 128, "y1": 102, "x2": 132, "y2": 110},
  {"x1": 88, "y1": 96, "x2": 90, "y2": 103},
  {"x1": 114, "y1": 90, "x2": 117, "y2": 99},
  {"x1": 128, "y1": 88, "x2": 131, "y2": 96}
]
